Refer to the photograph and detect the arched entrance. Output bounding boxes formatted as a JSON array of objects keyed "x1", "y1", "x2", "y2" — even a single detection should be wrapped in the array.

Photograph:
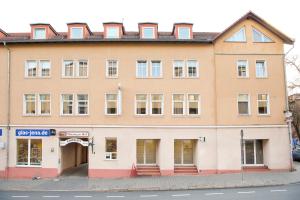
[{"x1": 59, "y1": 136, "x2": 89, "y2": 177}]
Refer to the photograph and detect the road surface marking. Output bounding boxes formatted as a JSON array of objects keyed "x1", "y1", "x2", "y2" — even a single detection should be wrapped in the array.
[
  {"x1": 270, "y1": 189, "x2": 288, "y2": 192},
  {"x1": 43, "y1": 196, "x2": 60, "y2": 198},
  {"x1": 140, "y1": 195, "x2": 159, "y2": 198},
  {"x1": 74, "y1": 196, "x2": 93, "y2": 198},
  {"x1": 11, "y1": 196, "x2": 29, "y2": 198},
  {"x1": 205, "y1": 192, "x2": 224, "y2": 196},
  {"x1": 106, "y1": 196, "x2": 125, "y2": 198},
  {"x1": 238, "y1": 191, "x2": 255, "y2": 194},
  {"x1": 171, "y1": 193, "x2": 191, "y2": 197}
]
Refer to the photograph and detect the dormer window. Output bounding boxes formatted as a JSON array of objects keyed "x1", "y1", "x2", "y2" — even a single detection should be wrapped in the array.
[
  {"x1": 107, "y1": 27, "x2": 120, "y2": 38},
  {"x1": 143, "y1": 27, "x2": 155, "y2": 39},
  {"x1": 178, "y1": 27, "x2": 191, "y2": 39},
  {"x1": 34, "y1": 28, "x2": 46, "y2": 39},
  {"x1": 71, "y1": 27, "x2": 83, "y2": 39}
]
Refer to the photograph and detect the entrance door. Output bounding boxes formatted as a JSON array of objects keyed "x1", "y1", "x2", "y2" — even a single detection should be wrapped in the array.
[
  {"x1": 137, "y1": 140, "x2": 157, "y2": 165},
  {"x1": 242, "y1": 139, "x2": 264, "y2": 166},
  {"x1": 174, "y1": 140, "x2": 194, "y2": 165}
]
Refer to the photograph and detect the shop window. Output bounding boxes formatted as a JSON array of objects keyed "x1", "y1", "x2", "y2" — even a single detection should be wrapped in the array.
[
  {"x1": 242, "y1": 139, "x2": 264, "y2": 165},
  {"x1": 17, "y1": 139, "x2": 42, "y2": 166},
  {"x1": 105, "y1": 138, "x2": 117, "y2": 160}
]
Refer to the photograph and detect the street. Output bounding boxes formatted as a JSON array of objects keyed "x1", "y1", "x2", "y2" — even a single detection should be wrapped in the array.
[{"x1": 1, "y1": 183, "x2": 300, "y2": 200}]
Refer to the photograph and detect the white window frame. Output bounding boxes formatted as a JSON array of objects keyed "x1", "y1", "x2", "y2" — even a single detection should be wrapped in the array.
[
  {"x1": 173, "y1": 60, "x2": 185, "y2": 78},
  {"x1": 25, "y1": 60, "x2": 38, "y2": 78},
  {"x1": 237, "y1": 94, "x2": 251, "y2": 116},
  {"x1": 150, "y1": 60, "x2": 162, "y2": 78},
  {"x1": 242, "y1": 139, "x2": 264, "y2": 167},
  {"x1": 105, "y1": 93, "x2": 119, "y2": 115},
  {"x1": 252, "y1": 27, "x2": 273, "y2": 43},
  {"x1": 257, "y1": 94, "x2": 270, "y2": 115},
  {"x1": 178, "y1": 27, "x2": 191, "y2": 39},
  {"x1": 60, "y1": 94, "x2": 74, "y2": 116},
  {"x1": 150, "y1": 94, "x2": 164, "y2": 116},
  {"x1": 25, "y1": 60, "x2": 51, "y2": 78},
  {"x1": 33, "y1": 28, "x2": 46, "y2": 39},
  {"x1": 38, "y1": 94, "x2": 51, "y2": 115},
  {"x1": 136, "y1": 60, "x2": 148, "y2": 78},
  {"x1": 225, "y1": 27, "x2": 246, "y2": 42},
  {"x1": 62, "y1": 60, "x2": 89, "y2": 78},
  {"x1": 172, "y1": 94, "x2": 185, "y2": 115},
  {"x1": 135, "y1": 94, "x2": 148, "y2": 115},
  {"x1": 23, "y1": 94, "x2": 37, "y2": 116},
  {"x1": 76, "y1": 94, "x2": 89, "y2": 115},
  {"x1": 16, "y1": 139, "x2": 42, "y2": 167},
  {"x1": 39, "y1": 60, "x2": 51, "y2": 77},
  {"x1": 142, "y1": 27, "x2": 155, "y2": 39},
  {"x1": 255, "y1": 60, "x2": 268, "y2": 78},
  {"x1": 237, "y1": 60, "x2": 249, "y2": 78},
  {"x1": 106, "y1": 27, "x2": 120, "y2": 39},
  {"x1": 106, "y1": 60, "x2": 119, "y2": 78},
  {"x1": 77, "y1": 60, "x2": 89, "y2": 77},
  {"x1": 186, "y1": 60, "x2": 199, "y2": 78},
  {"x1": 105, "y1": 138, "x2": 117, "y2": 160},
  {"x1": 187, "y1": 94, "x2": 201, "y2": 115},
  {"x1": 70, "y1": 27, "x2": 84, "y2": 39}
]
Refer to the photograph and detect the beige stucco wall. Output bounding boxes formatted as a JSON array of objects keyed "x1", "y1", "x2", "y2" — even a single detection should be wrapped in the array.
[{"x1": 0, "y1": 127, "x2": 7, "y2": 171}]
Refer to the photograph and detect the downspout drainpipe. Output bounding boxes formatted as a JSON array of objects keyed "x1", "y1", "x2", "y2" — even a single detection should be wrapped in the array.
[
  {"x1": 3, "y1": 41, "x2": 11, "y2": 179},
  {"x1": 283, "y1": 43, "x2": 294, "y2": 171}
]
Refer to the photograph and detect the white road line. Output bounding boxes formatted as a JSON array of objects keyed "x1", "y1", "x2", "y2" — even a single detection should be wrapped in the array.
[
  {"x1": 74, "y1": 196, "x2": 93, "y2": 198},
  {"x1": 140, "y1": 195, "x2": 159, "y2": 198},
  {"x1": 106, "y1": 196, "x2": 125, "y2": 198},
  {"x1": 205, "y1": 192, "x2": 224, "y2": 196},
  {"x1": 171, "y1": 193, "x2": 191, "y2": 197},
  {"x1": 270, "y1": 189, "x2": 288, "y2": 192},
  {"x1": 11, "y1": 196, "x2": 29, "y2": 198},
  {"x1": 43, "y1": 196, "x2": 60, "y2": 198},
  {"x1": 238, "y1": 191, "x2": 255, "y2": 194}
]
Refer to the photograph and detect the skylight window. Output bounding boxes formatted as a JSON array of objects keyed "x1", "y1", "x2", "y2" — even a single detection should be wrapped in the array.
[
  {"x1": 252, "y1": 28, "x2": 272, "y2": 42},
  {"x1": 226, "y1": 27, "x2": 246, "y2": 42}
]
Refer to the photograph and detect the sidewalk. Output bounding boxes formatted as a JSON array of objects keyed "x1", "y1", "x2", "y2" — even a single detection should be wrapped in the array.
[{"x1": 1, "y1": 162, "x2": 300, "y2": 192}]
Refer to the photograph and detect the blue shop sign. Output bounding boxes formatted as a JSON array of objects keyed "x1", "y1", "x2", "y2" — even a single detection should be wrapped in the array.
[
  {"x1": 16, "y1": 129, "x2": 50, "y2": 137},
  {"x1": 0, "y1": 129, "x2": 2, "y2": 136}
]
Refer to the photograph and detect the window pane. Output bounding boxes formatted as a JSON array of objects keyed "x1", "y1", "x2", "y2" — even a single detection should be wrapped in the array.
[
  {"x1": 107, "y1": 27, "x2": 119, "y2": 38},
  {"x1": 62, "y1": 94, "x2": 73, "y2": 114},
  {"x1": 173, "y1": 94, "x2": 184, "y2": 101},
  {"x1": 173, "y1": 61, "x2": 184, "y2": 77},
  {"x1": 237, "y1": 60, "x2": 247, "y2": 77},
  {"x1": 256, "y1": 61, "x2": 267, "y2": 77},
  {"x1": 64, "y1": 61, "x2": 74, "y2": 77},
  {"x1": 40, "y1": 94, "x2": 50, "y2": 114},
  {"x1": 178, "y1": 27, "x2": 190, "y2": 39},
  {"x1": 226, "y1": 27, "x2": 246, "y2": 42},
  {"x1": 187, "y1": 60, "x2": 197, "y2": 77},
  {"x1": 188, "y1": 94, "x2": 199, "y2": 101},
  {"x1": 151, "y1": 61, "x2": 161, "y2": 77},
  {"x1": 77, "y1": 94, "x2": 88, "y2": 114},
  {"x1": 40, "y1": 60, "x2": 50, "y2": 77},
  {"x1": 137, "y1": 61, "x2": 147, "y2": 77},
  {"x1": 107, "y1": 94, "x2": 117, "y2": 100},
  {"x1": 245, "y1": 140, "x2": 255, "y2": 164},
  {"x1": 78, "y1": 61, "x2": 88, "y2": 77},
  {"x1": 143, "y1": 27, "x2": 154, "y2": 39},
  {"x1": 238, "y1": 94, "x2": 248, "y2": 101},
  {"x1": 151, "y1": 94, "x2": 162, "y2": 101},
  {"x1": 34, "y1": 28, "x2": 46, "y2": 39},
  {"x1": 26, "y1": 61, "x2": 37, "y2": 77},
  {"x1": 253, "y1": 28, "x2": 272, "y2": 42},
  {"x1": 174, "y1": 102, "x2": 184, "y2": 114},
  {"x1": 136, "y1": 102, "x2": 146, "y2": 114},
  {"x1": 25, "y1": 94, "x2": 36, "y2": 114},
  {"x1": 258, "y1": 101, "x2": 268, "y2": 114},
  {"x1": 136, "y1": 94, "x2": 147, "y2": 101},
  {"x1": 17, "y1": 139, "x2": 28, "y2": 165},
  {"x1": 238, "y1": 102, "x2": 249, "y2": 114},
  {"x1": 107, "y1": 60, "x2": 118, "y2": 77},
  {"x1": 152, "y1": 102, "x2": 162, "y2": 114},
  {"x1": 71, "y1": 28, "x2": 83, "y2": 39},
  {"x1": 106, "y1": 139, "x2": 117, "y2": 152},
  {"x1": 30, "y1": 139, "x2": 42, "y2": 166},
  {"x1": 189, "y1": 102, "x2": 198, "y2": 114}
]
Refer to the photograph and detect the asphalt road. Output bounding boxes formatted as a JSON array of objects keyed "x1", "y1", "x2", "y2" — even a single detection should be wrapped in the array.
[{"x1": 0, "y1": 183, "x2": 300, "y2": 200}]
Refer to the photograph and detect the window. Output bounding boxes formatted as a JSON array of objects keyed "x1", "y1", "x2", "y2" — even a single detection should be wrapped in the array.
[
  {"x1": 17, "y1": 139, "x2": 42, "y2": 166},
  {"x1": 107, "y1": 27, "x2": 120, "y2": 38},
  {"x1": 136, "y1": 94, "x2": 147, "y2": 115},
  {"x1": 34, "y1": 28, "x2": 46, "y2": 39},
  {"x1": 24, "y1": 94, "x2": 36, "y2": 115},
  {"x1": 106, "y1": 94, "x2": 118, "y2": 115},
  {"x1": 143, "y1": 27, "x2": 155, "y2": 39},
  {"x1": 106, "y1": 60, "x2": 118, "y2": 78},
  {"x1": 187, "y1": 60, "x2": 198, "y2": 78},
  {"x1": 25, "y1": 61, "x2": 37, "y2": 77},
  {"x1": 136, "y1": 60, "x2": 148, "y2": 78},
  {"x1": 105, "y1": 138, "x2": 117, "y2": 160},
  {"x1": 172, "y1": 94, "x2": 185, "y2": 115},
  {"x1": 71, "y1": 27, "x2": 83, "y2": 39},
  {"x1": 238, "y1": 94, "x2": 250, "y2": 115},
  {"x1": 237, "y1": 60, "x2": 248, "y2": 78},
  {"x1": 151, "y1": 60, "x2": 162, "y2": 78},
  {"x1": 77, "y1": 94, "x2": 88, "y2": 115},
  {"x1": 150, "y1": 94, "x2": 163, "y2": 115},
  {"x1": 252, "y1": 28, "x2": 272, "y2": 42},
  {"x1": 173, "y1": 60, "x2": 184, "y2": 78},
  {"x1": 256, "y1": 61, "x2": 267, "y2": 78},
  {"x1": 178, "y1": 27, "x2": 191, "y2": 39},
  {"x1": 63, "y1": 60, "x2": 88, "y2": 78},
  {"x1": 39, "y1": 94, "x2": 50, "y2": 115},
  {"x1": 187, "y1": 94, "x2": 200, "y2": 115},
  {"x1": 242, "y1": 140, "x2": 264, "y2": 165},
  {"x1": 39, "y1": 60, "x2": 51, "y2": 77},
  {"x1": 226, "y1": 27, "x2": 246, "y2": 42},
  {"x1": 258, "y1": 94, "x2": 270, "y2": 115},
  {"x1": 61, "y1": 94, "x2": 73, "y2": 115}
]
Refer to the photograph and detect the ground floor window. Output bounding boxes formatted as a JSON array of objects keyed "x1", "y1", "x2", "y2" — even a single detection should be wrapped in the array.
[
  {"x1": 105, "y1": 138, "x2": 117, "y2": 160},
  {"x1": 17, "y1": 139, "x2": 42, "y2": 166},
  {"x1": 174, "y1": 140, "x2": 194, "y2": 165},
  {"x1": 242, "y1": 139, "x2": 264, "y2": 165}
]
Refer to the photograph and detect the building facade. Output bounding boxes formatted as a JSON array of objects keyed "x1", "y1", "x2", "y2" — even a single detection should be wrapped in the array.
[{"x1": 0, "y1": 12, "x2": 295, "y2": 179}]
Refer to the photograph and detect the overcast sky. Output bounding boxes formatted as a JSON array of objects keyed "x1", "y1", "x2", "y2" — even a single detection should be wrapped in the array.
[{"x1": 0, "y1": 0, "x2": 299, "y2": 87}]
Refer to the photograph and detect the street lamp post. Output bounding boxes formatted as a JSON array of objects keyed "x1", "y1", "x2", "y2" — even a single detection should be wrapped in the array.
[{"x1": 240, "y1": 129, "x2": 244, "y2": 182}]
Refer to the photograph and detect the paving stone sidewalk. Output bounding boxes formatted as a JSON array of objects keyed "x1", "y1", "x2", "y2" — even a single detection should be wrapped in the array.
[{"x1": 1, "y1": 162, "x2": 300, "y2": 192}]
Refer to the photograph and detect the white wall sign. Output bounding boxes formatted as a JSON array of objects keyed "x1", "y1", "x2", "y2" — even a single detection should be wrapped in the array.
[
  {"x1": 60, "y1": 138, "x2": 89, "y2": 147},
  {"x1": 59, "y1": 131, "x2": 89, "y2": 137}
]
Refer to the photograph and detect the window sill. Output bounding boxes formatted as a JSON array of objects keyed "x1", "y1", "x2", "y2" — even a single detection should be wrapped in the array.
[
  {"x1": 61, "y1": 77, "x2": 89, "y2": 79},
  {"x1": 256, "y1": 77, "x2": 268, "y2": 79},
  {"x1": 238, "y1": 114, "x2": 251, "y2": 117},
  {"x1": 22, "y1": 114, "x2": 51, "y2": 117},
  {"x1": 135, "y1": 77, "x2": 164, "y2": 79},
  {"x1": 104, "y1": 159, "x2": 118, "y2": 161},
  {"x1": 237, "y1": 77, "x2": 250, "y2": 79},
  {"x1": 105, "y1": 77, "x2": 119, "y2": 79},
  {"x1": 60, "y1": 114, "x2": 90, "y2": 117},
  {"x1": 258, "y1": 114, "x2": 271, "y2": 117},
  {"x1": 24, "y1": 76, "x2": 52, "y2": 79},
  {"x1": 16, "y1": 165, "x2": 42, "y2": 168}
]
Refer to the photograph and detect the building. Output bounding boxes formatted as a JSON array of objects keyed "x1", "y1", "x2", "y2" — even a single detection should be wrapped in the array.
[{"x1": 0, "y1": 11, "x2": 295, "y2": 179}]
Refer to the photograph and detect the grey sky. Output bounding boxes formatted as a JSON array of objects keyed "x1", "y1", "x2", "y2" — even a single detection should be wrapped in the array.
[{"x1": 0, "y1": 0, "x2": 299, "y2": 83}]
